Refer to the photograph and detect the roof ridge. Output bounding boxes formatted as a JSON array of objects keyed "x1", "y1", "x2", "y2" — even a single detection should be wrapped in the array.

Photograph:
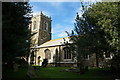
[{"x1": 48, "y1": 36, "x2": 69, "y2": 42}]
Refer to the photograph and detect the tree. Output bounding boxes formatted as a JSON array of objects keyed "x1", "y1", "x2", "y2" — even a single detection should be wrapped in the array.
[
  {"x1": 87, "y1": 2, "x2": 119, "y2": 51},
  {"x1": 2, "y1": 2, "x2": 32, "y2": 68},
  {"x1": 66, "y1": 5, "x2": 98, "y2": 73},
  {"x1": 67, "y1": 2, "x2": 119, "y2": 76},
  {"x1": 86, "y1": 2, "x2": 119, "y2": 78}
]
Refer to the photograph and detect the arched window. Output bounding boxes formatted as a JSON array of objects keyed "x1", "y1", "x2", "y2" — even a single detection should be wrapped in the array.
[
  {"x1": 33, "y1": 21, "x2": 36, "y2": 30},
  {"x1": 63, "y1": 47, "x2": 71, "y2": 59},
  {"x1": 44, "y1": 49, "x2": 51, "y2": 59}
]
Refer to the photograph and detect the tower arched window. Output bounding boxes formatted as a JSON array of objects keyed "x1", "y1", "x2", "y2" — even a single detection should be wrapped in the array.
[
  {"x1": 44, "y1": 49, "x2": 51, "y2": 59},
  {"x1": 63, "y1": 47, "x2": 71, "y2": 59},
  {"x1": 33, "y1": 21, "x2": 36, "y2": 30}
]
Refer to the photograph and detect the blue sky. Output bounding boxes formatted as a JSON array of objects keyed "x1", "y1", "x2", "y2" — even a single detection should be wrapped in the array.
[{"x1": 30, "y1": 2, "x2": 84, "y2": 40}]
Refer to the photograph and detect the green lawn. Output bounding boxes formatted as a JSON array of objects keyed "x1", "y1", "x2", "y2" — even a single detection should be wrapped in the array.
[
  {"x1": 34, "y1": 67, "x2": 114, "y2": 79},
  {"x1": 3, "y1": 67, "x2": 114, "y2": 80}
]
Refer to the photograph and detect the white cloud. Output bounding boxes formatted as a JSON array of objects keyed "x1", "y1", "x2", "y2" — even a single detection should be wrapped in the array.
[
  {"x1": 52, "y1": 24, "x2": 72, "y2": 34},
  {"x1": 52, "y1": 24, "x2": 73, "y2": 38},
  {"x1": 42, "y1": 11, "x2": 52, "y2": 16},
  {"x1": 58, "y1": 32, "x2": 67, "y2": 37},
  {"x1": 49, "y1": 2, "x2": 62, "y2": 7},
  {"x1": 32, "y1": 11, "x2": 40, "y2": 16},
  {"x1": 52, "y1": 24, "x2": 64, "y2": 35}
]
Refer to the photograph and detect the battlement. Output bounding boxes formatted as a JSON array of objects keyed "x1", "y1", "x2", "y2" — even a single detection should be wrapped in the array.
[
  {"x1": 32, "y1": 11, "x2": 51, "y2": 20},
  {"x1": 40, "y1": 11, "x2": 51, "y2": 19}
]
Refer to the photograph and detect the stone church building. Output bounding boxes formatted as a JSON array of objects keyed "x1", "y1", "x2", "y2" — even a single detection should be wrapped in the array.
[{"x1": 29, "y1": 12, "x2": 113, "y2": 67}]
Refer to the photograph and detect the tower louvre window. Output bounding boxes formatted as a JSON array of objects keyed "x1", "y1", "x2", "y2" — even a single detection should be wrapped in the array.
[{"x1": 44, "y1": 21, "x2": 48, "y2": 30}]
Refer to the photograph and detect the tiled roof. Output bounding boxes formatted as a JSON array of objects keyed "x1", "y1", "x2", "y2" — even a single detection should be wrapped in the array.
[{"x1": 35, "y1": 37, "x2": 73, "y2": 48}]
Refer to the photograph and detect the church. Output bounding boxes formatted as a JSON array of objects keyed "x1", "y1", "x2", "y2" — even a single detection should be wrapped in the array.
[{"x1": 29, "y1": 12, "x2": 113, "y2": 67}]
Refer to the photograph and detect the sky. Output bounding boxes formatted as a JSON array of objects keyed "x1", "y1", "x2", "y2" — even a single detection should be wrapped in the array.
[{"x1": 30, "y1": 2, "x2": 86, "y2": 40}]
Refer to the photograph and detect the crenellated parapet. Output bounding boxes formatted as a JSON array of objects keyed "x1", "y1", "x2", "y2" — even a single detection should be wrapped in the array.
[{"x1": 40, "y1": 11, "x2": 51, "y2": 19}]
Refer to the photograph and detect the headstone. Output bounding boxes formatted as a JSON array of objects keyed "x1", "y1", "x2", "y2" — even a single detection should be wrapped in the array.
[
  {"x1": 73, "y1": 64, "x2": 77, "y2": 68},
  {"x1": 13, "y1": 63, "x2": 19, "y2": 72},
  {"x1": 27, "y1": 66, "x2": 37, "y2": 78}
]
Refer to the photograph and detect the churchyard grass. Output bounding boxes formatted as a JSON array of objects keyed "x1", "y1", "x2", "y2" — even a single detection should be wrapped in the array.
[
  {"x1": 34, "y1": 67, "x2": 114, "y2": 79},
  {"x1": 3, "y1": 67, "x2": 114, "y2": 80}
]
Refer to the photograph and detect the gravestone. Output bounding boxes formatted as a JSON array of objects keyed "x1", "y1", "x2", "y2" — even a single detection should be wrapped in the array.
[
  {"x1": 13, "y1": 63, "x2": 19, "y2": 72},
  {"x1": 27, "y1": 65, "x2": 37, "y2": 78}
]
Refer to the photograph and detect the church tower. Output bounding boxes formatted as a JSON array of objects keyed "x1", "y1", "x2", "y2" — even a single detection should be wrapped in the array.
[{"x1": 30, "y1": 11, "x2": 52, "y2": 47}]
